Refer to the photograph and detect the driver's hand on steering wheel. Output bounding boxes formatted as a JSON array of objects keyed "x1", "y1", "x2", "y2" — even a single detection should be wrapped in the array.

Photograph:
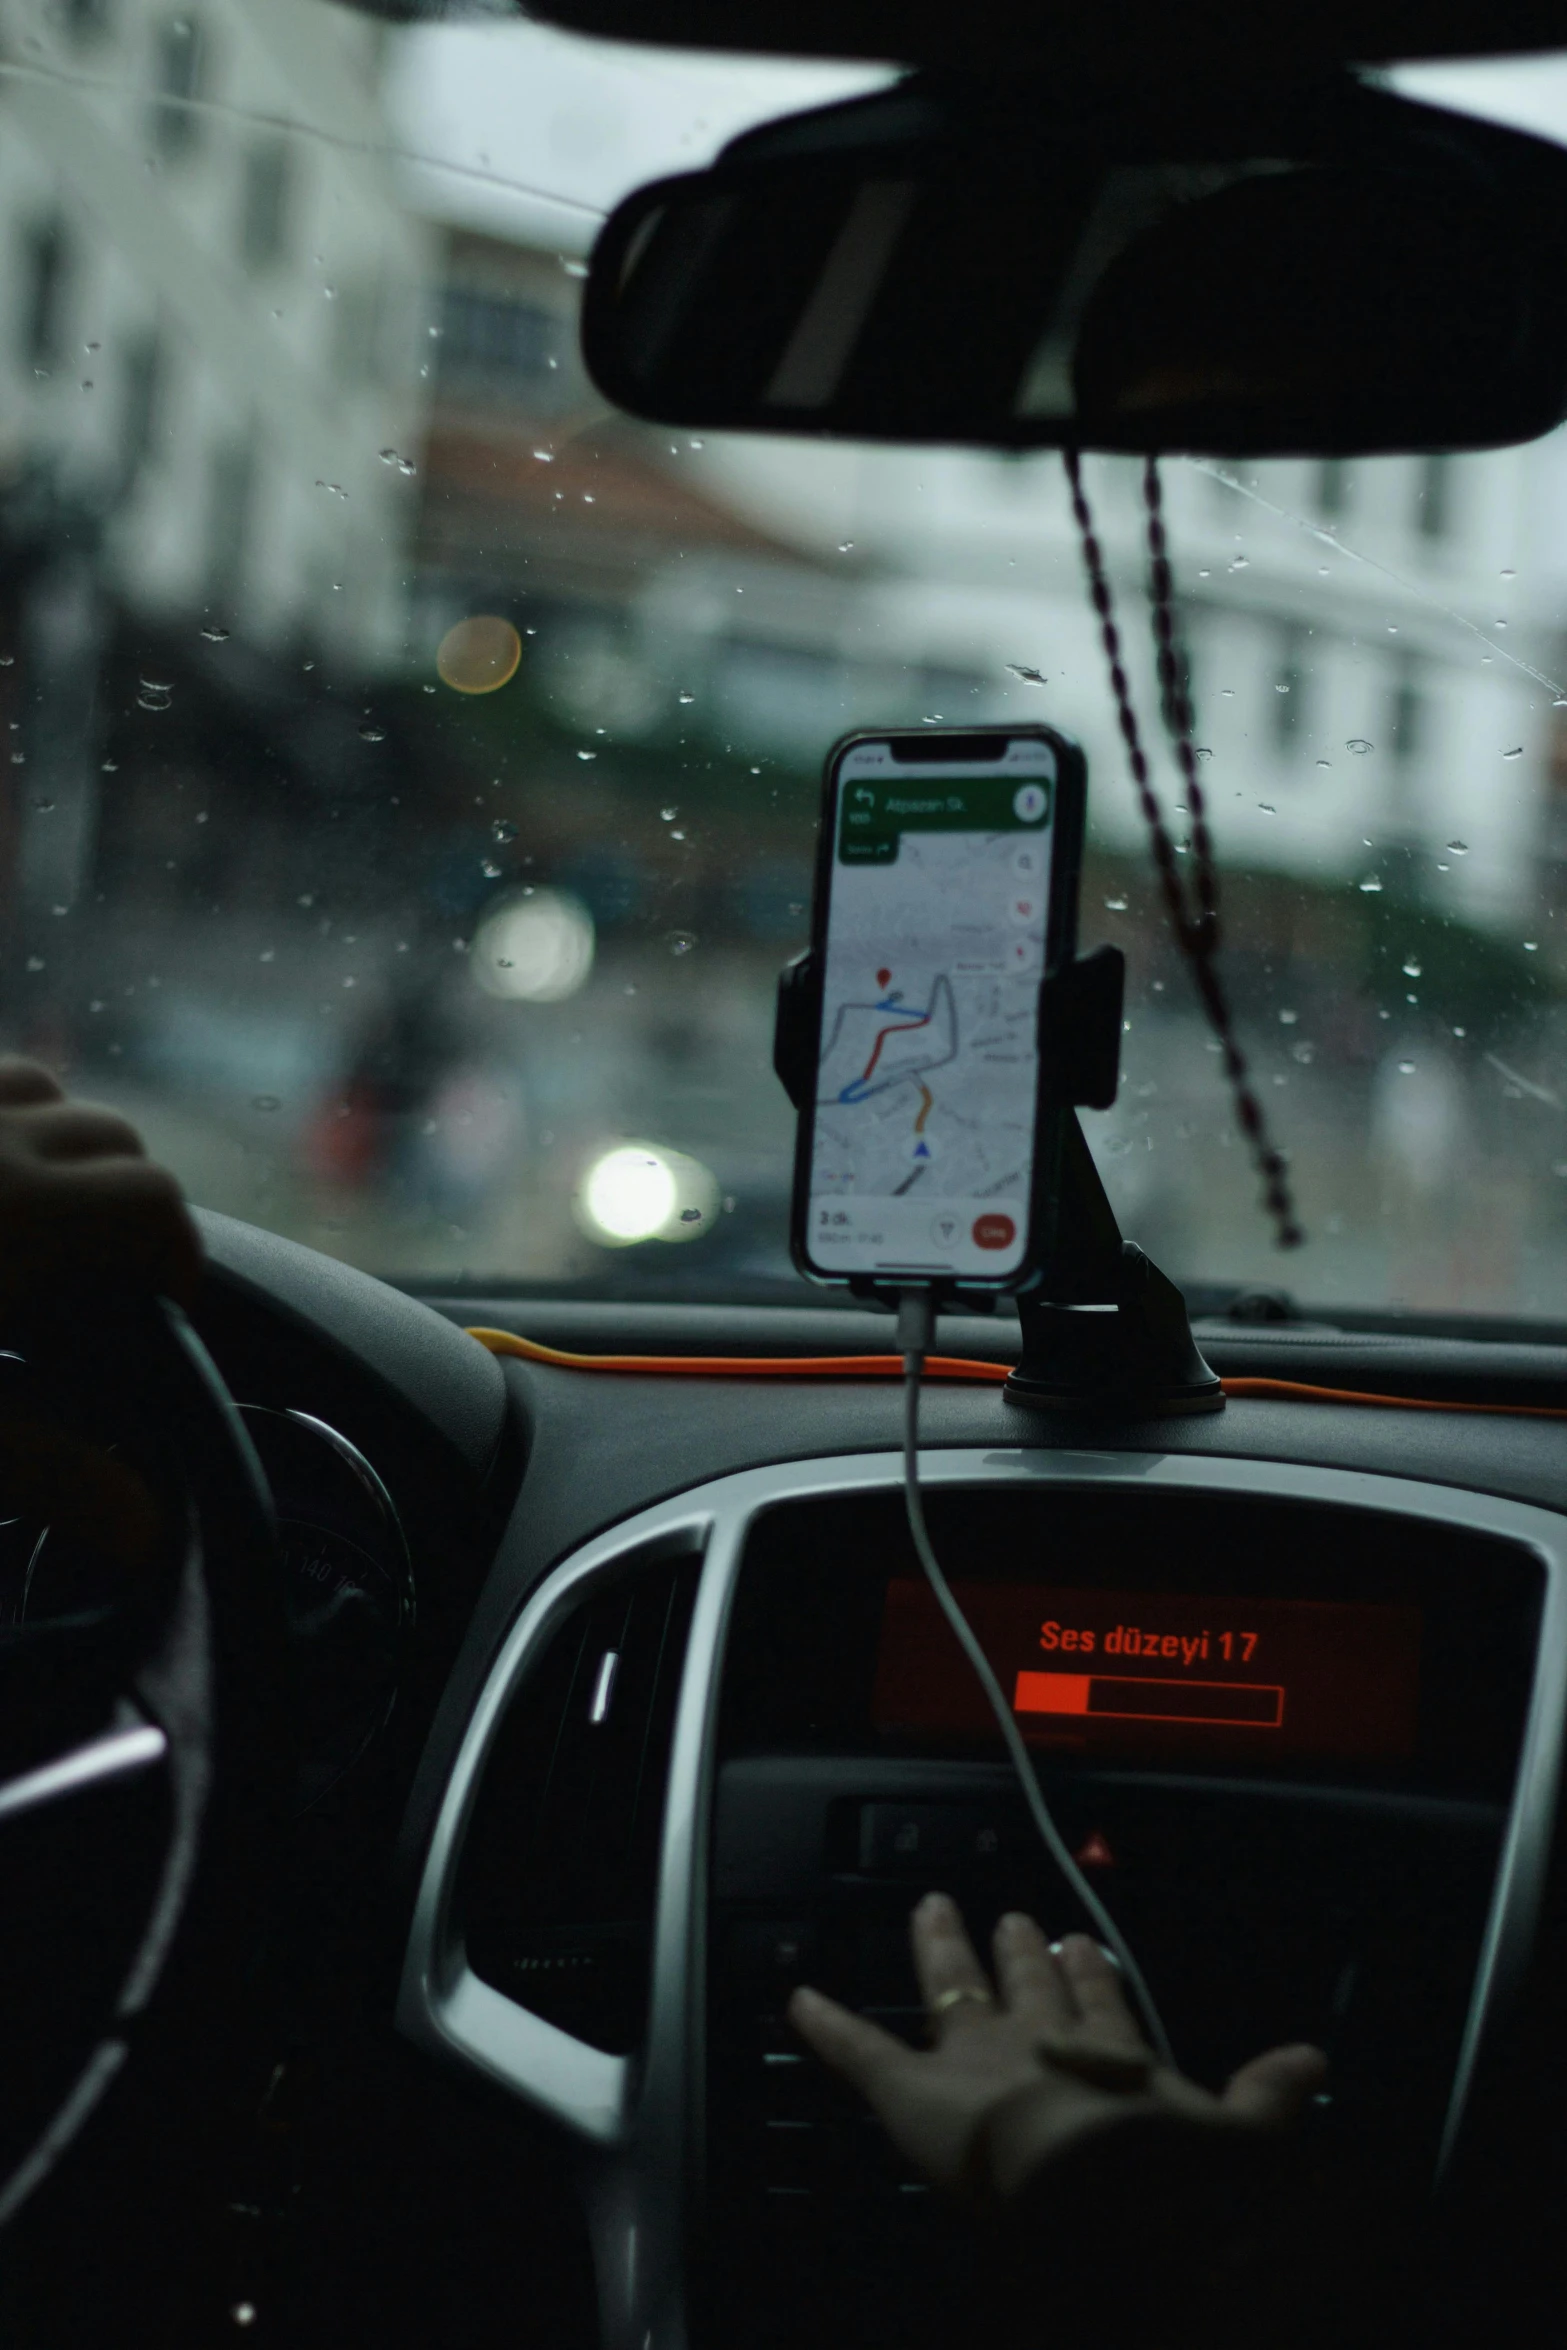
[
  {"x1": 788, "y1": 1892, "x2": 1327, "y2": 2208},
  {"x1": 0, "y1": 1056, "x2": 201, "y2": 1315}
]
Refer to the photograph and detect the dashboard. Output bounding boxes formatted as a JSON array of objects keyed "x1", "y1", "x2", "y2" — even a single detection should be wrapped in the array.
[{"x1": 44, "y1": 1210, "x2": 1565, "y2": 2350}]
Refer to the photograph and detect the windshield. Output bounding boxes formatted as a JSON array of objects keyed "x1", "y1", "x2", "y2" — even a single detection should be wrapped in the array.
[{"x1": 6, "y1": 8, "x2": 1566, "y2": 1325}]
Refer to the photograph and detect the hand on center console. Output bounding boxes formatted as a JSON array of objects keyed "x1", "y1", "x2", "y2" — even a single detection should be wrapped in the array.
[{"x1": 787, "y1": 1889, "x2": 1327, "y2": 2208}]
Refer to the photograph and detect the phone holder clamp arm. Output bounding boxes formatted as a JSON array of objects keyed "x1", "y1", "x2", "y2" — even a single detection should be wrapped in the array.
[{"x1": 773, "y1": 948, "x2": 824, "y2": 1118}]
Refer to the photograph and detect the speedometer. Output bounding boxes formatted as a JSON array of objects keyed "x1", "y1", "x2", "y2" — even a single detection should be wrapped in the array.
[{"x1": 238, "y1": 1408, "x2": 414, "y2": 1814}]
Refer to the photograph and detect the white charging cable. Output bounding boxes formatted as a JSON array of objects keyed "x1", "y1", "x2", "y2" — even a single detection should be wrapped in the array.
[{"x1": 895, "y1": 1287, "x2": 1176, "y2": 2070}]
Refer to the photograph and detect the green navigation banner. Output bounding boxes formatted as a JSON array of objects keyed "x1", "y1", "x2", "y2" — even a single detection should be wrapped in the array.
[{"x1": 838, "y1": 772, "x2": 1052, "y2": 863}]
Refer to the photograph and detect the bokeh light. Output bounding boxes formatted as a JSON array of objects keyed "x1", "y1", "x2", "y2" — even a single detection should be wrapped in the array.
[
  {"x1": 575, "y1": 1143, "x2": 720, "y2": 1246},
  {"x1": 473, "y1": 889, "x2": 595, "y2": 1001},
  {"x1": 436, "y1": 614, "x2": 523, "y2": 694}
]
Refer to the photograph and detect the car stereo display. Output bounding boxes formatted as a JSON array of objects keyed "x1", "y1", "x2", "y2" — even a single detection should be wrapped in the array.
[{"x1": 872, "y1": 1581, "x2": 1423, "y2": 1762}]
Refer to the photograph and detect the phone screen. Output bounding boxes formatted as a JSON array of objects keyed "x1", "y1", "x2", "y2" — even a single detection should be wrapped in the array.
[{"x1": 798, "y1": 730, "x2": 1073, "y2": 1284}]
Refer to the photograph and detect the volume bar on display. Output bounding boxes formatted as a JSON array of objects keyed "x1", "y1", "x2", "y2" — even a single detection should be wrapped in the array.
[{"x1": 1013, "y1": 1670, "x2": 1285, "y2": 1729}]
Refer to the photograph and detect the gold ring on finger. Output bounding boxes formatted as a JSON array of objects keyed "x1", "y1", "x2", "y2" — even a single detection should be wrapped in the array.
[
  {"x1": 928, "y1": 1985, "x2": 994, "y2": 2022},
  {"x1": 1034, "y1": 2032, "x2": 1155, "y2": 2091}
]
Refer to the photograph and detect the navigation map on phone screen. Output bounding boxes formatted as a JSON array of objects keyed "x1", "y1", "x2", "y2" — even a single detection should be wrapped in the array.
[{"x1": 804, "y1": 734, "x2": 1060, "y2": 1282}]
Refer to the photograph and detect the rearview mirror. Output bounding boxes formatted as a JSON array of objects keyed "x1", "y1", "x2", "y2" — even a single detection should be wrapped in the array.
[{"x1": 582, "y1": 73, "x2": 1567, "y2": 456}]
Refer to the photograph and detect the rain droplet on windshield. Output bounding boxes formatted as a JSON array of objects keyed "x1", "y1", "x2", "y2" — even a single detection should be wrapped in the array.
[
  {"x1": 1229, "y1": 556, "x2": 1249, "y2": 571},
  {"x1": 838, "y1": 542, "x2": 855, "y2": 554},
  {"x1": 577, "y1": 749, "x2": 596, "y2": 761},
  {"x1": 1257, "y1": 803, "x2": 1276, "y2": 815},
  {"x1": 1359, "y1": 876, "x2": 1383, "y2": 893},
  {"x1": 1104, "y1": 895, "x2": 1128, "y2": 912},
  {"x1": 1398, "y1": 1060, "x2": 1416, "y2": 1076},
  {"x1": 677, "y1": 690, "x2": 695, "y2": 705},
  {"x1": 1503, "y1": 746, "x2": 1524, "y2": 760},
  {"x1": 480, "y1": 858, "x2": 502, "y2": 878},
  {"x1": 200, "y1": 624, "x2": 230, "y2": 643},
  {"x1": 1403, "y1": 957, "x2": 1422, "y2": 978},
  {"x1": 491, "y1": 818, "x2": 519, "y2": 842},
  {"x1": 661, "y1": 807, "x2": 678, "y2": 822},
  {"x1": 666, "y1": 931, "x2": 697, "y2": 955},
  {"x1": 359, "y1": 725, "x2": 385, "y2": 743},
  {"x1": 137, "y1": 678, "x2": 173, "y2": 711},
  {"x1": 1279, "y1": 1009, "x2": 1299, "y2": 1024},
  {"x1": 1447, "y1": 840, "x2": 1470, "y2": 855},
  {"x1": 1347, "y1": 738, "x2": 1373, "y2": 754},
  {"x1": 251, "y1": 1095, "x2": 280, "y2": 1112},
  {"x1": 1525, "y1": 941, "x2": 1539, "y2": 952},
  {"x1": 1007, "y1": 664, "x2": 1047, "y2": 684}
]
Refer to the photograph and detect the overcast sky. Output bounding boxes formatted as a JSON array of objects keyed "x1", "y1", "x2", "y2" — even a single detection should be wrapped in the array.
[
  {"x1": 383, "y1": 18, "x2": 891, "y2": 253},
  {"x1": 383, "y1": 26, "x2": 1567, "y2": 256}
]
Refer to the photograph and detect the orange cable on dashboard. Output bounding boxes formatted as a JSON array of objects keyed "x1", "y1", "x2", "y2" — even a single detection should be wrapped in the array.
[
  {"x1": 465, "y1": 1328, "x2": 1567, "y2": 1419},
  {"x1": 465, "y1": 1327, "x2": 1006, "y2": 1381},
  {"x1": 1220, "y1": 1376, "x2": 1567, "y2": 1420}
]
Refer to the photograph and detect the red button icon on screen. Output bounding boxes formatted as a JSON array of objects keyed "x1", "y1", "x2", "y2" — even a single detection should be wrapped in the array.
[{"x1": 971, "y1": 1213, "x2": 1016, "y2": 1250}]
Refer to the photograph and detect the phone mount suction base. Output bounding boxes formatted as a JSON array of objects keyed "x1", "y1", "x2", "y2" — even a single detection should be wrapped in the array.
[
  {"x1": 1006, "y1": 1113, "x2": 1224, "y2": 1418},
  {"x1": 1005, "y1": 1249, "x2": 1225, "y2": 1416}
]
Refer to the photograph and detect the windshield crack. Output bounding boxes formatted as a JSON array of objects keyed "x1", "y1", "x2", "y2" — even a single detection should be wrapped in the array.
[{"x1": 1187, "y1": 458, "x2": 1567, "y2": 701}]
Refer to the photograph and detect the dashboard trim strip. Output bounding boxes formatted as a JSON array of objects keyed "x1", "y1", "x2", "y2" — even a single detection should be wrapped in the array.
[{"x1": 398, "y1": 1446, "x2": 1567, "y2": 2350}]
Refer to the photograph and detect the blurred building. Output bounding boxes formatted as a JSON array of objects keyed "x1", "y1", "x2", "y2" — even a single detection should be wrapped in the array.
[
  {"x1": 695, "y1": 434, "x2": 1567, "y2": 936},
  {"x1": 0, "y1": 0, "x2": 437, "y2": 963},
  {"x1": 412, "y1": 225, "x2": 996, "y2": 756},
  {"x1": 1, "y1": 0, "x2": 434, "y2": 658}
]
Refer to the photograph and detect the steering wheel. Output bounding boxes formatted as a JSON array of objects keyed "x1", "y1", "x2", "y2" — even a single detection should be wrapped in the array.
[{"x1": 0, "y1": 1295, "x2": 293, "y2": 2344}]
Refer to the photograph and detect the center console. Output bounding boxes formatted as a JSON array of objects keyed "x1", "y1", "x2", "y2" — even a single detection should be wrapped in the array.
[
  {"x1": 398, "y1": 1449, "x2": 1567, "y2": 2350},
  {"x1": 700, "y1": 1477, "x2": 1541, "y2": 2349}
]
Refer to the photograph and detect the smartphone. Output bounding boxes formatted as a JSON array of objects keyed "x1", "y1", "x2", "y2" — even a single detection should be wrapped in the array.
[{"x1": 791, "y1": 725, "x2": 1085, "y2": 1289}]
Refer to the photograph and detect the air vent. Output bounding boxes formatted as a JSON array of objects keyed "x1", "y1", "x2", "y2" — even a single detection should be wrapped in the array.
[{"x1": 454, "y1": 1548, "x2": 701, "y2": 2055}]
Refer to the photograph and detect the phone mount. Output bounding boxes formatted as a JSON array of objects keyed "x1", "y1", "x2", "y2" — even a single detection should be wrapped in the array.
[{"x1": 775, "y1": 944, "x2": 1223, "y2": 1417}]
